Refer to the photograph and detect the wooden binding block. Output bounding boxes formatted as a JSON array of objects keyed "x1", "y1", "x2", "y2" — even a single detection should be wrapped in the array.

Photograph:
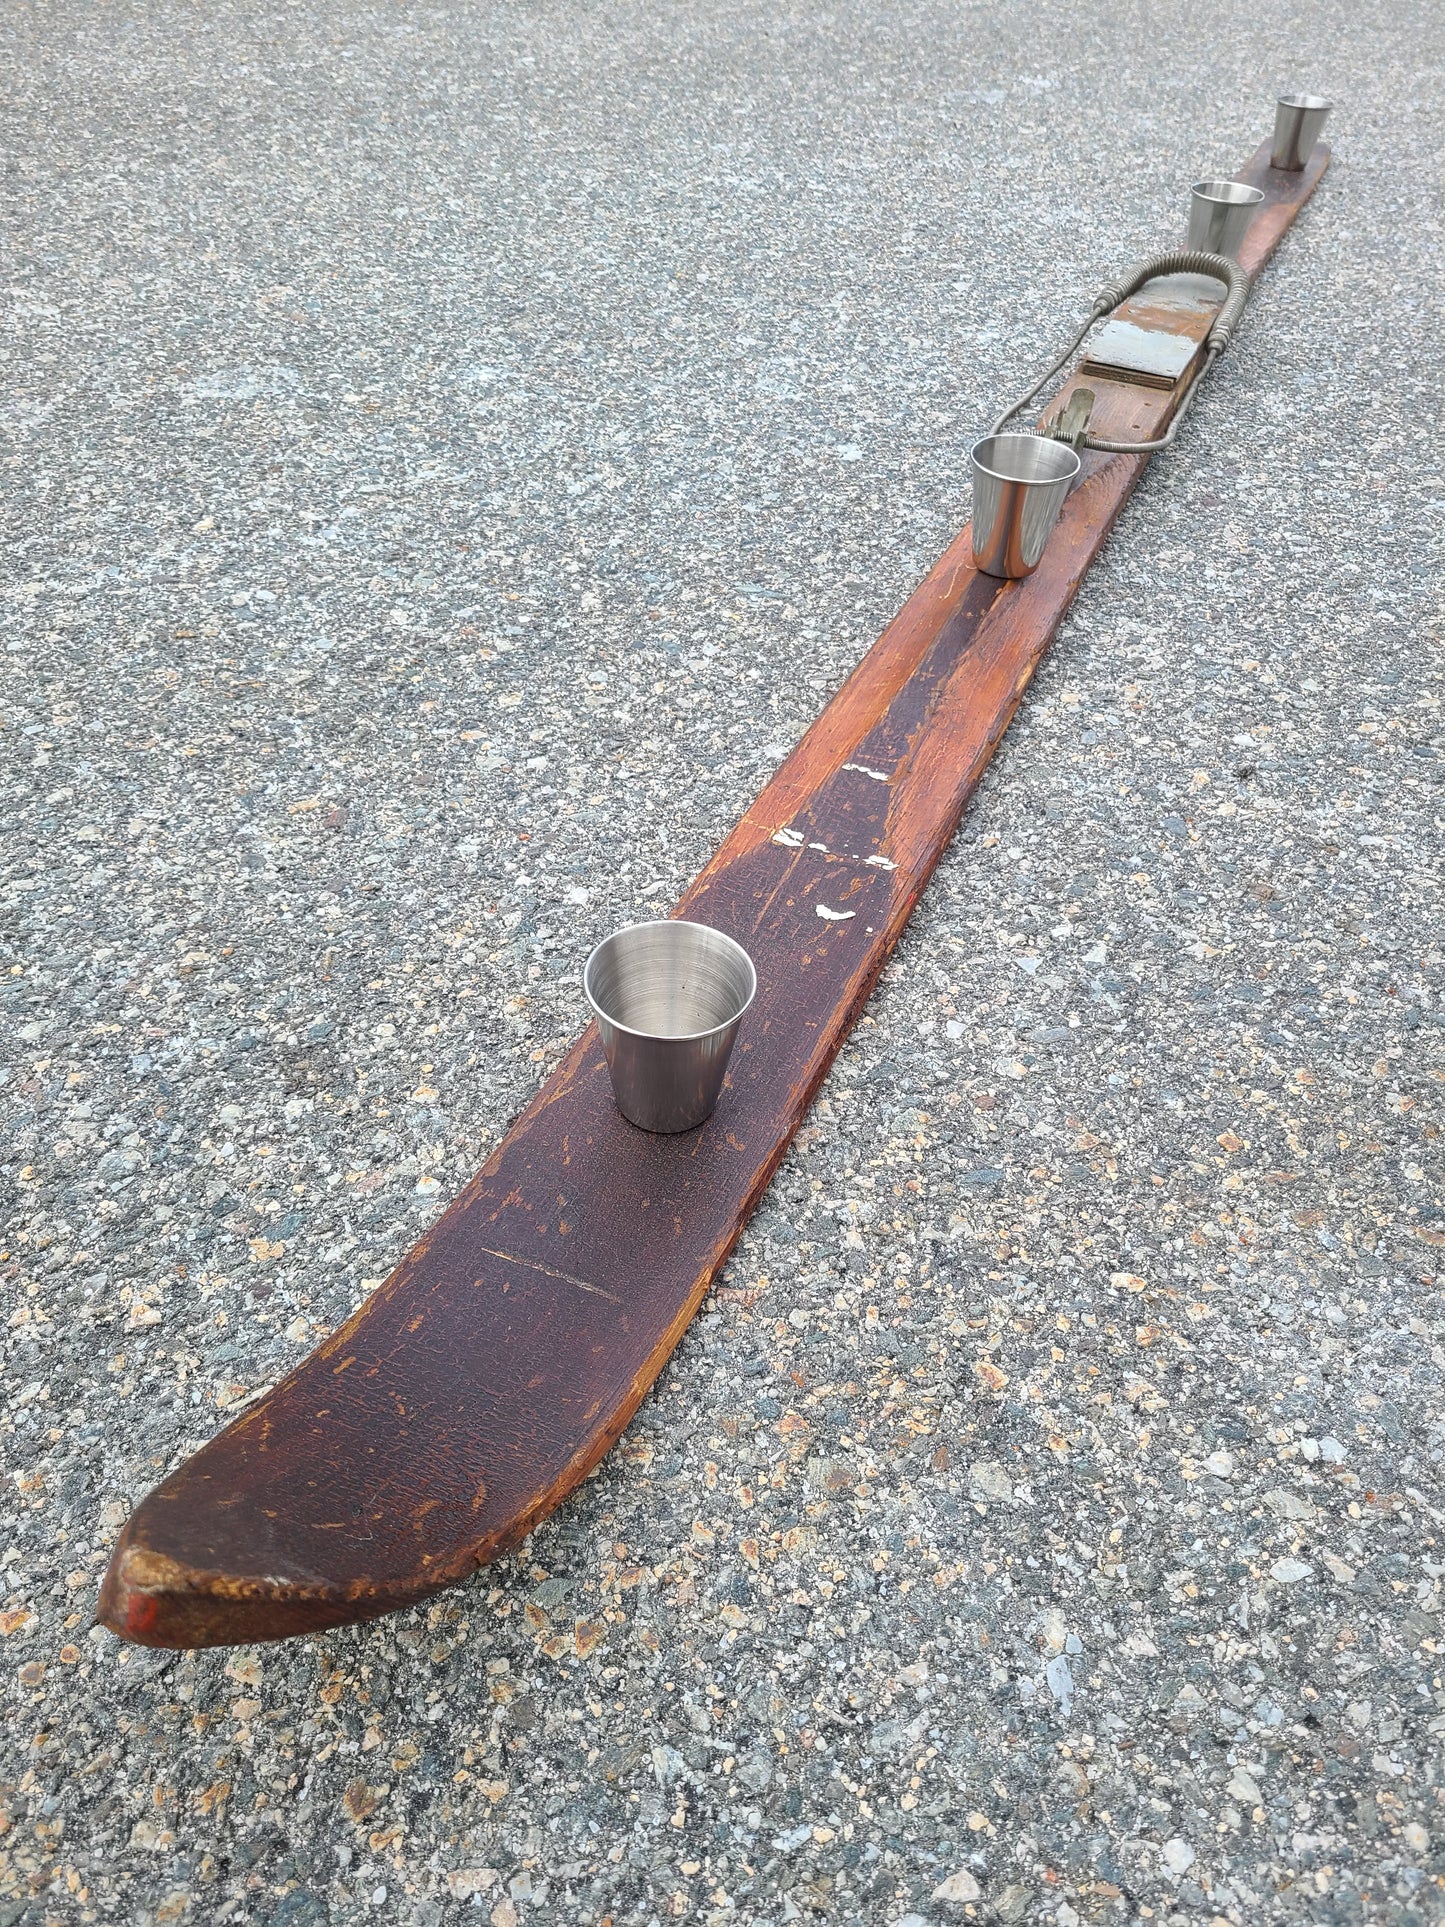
[{"x1": 99, "y1": 141, "x2": 1328, "y2": 1648}]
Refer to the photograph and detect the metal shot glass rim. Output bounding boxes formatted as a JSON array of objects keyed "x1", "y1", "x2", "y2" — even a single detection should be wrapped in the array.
[
  {"x1": 583, "y1": 918, "x2": 758, "y2": 1043},
  {"x1": 1277, "y1": 91, "x2": 1331, "y2": 111},
  {"x1": 1190, "y1": 178, "x2": 1267, "y2": 207},
  {"x1": 968, "y1": 431, "x2": 1082, "y2": 487}
]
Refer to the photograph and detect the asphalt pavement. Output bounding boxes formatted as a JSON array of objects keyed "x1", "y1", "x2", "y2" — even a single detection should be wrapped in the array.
[{"x1": 2, "y1": 1, "x2": 1442, "y2": 1922}]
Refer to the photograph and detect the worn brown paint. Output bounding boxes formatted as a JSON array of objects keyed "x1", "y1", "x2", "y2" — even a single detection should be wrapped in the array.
[{"x1": 99, "y1": 142, "x2": 1328, "y2": 1648}]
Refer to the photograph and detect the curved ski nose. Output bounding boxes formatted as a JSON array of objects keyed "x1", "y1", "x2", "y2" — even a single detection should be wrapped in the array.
[
  {"x1": 97, "y1": 1530, "x2": 395, "y2": 1650},
  {"x1": 91, "y1": 1264, "x2": 600, "y2": 1649}
]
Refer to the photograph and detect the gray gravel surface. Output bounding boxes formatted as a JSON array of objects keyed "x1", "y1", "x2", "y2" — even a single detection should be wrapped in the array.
[{"x1": 3, "y1": 0, "x2": 1443, "y2": 1922}]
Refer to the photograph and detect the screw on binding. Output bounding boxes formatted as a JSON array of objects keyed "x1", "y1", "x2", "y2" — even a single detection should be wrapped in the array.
[{"x1": 971, "y1": 248, "x2": 1253, "y2": 579}]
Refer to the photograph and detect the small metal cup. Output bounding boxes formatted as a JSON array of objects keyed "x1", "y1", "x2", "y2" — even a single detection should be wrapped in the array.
[
  {"x1": 1187, "y1": 179, "x2": 1266, "y2": 259},
  {"x1": 970, "y1": 432, "x2": 1081, "y2": 580},
  {"x1": 1271, "y1": 94, "x2": 1331, "y2": 171},
  {"x1": 584, "y1": 919, "x2": 756, "y2": 1133}
]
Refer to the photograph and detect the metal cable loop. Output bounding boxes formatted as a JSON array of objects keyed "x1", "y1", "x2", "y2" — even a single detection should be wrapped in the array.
[
  {"x1": 1093, "y1": 249, "x2": 1251, "y2": 352},
  {"x1": 987, "y1": 310, "x2": 1100, "y2": 439},
  {"x1": 986, "y1": 248, "x2": 1251, "y2": 448}
]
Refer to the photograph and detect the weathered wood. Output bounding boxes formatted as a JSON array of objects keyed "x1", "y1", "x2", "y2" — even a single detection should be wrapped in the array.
[{"x1": 99, "y1": 140, "x2": 1328, "y2": 1648}]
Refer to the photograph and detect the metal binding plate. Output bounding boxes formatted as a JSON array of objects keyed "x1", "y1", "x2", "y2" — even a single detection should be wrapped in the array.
[{"x1": 1081, "y1": 272, "x2": 1226, "y2": 388}]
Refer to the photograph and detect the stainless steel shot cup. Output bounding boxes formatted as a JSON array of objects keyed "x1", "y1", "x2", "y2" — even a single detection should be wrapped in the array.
[
  {"x1": 584, "y1": 919, "x2": 756, "y2": 1133},
  {"x1": 1187, "y1": 179, "x2": 1266, "y2": 259},
  {"x1": 969, "y1": 432, "x2": 1081, "y2": 580},
  {"x1": 1271, "y1": 94, "x2": 1331, "y2": 171}
]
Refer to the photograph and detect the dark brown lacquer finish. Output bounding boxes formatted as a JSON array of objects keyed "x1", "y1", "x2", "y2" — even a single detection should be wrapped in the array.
[{"x1": 100, "y1": 143, "x2": 1328, "y2": 1648}]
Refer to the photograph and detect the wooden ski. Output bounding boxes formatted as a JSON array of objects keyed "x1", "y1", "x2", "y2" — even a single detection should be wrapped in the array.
[{"x1": 100, "y1": 140, "x2": 1327, "y2": 1648}]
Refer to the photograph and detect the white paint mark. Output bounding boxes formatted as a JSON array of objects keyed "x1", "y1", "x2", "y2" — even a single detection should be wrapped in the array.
[
  {"x1": 773, "y1": 827, "x2": 897, "y2": 875},
  {"x1": 816, "y1": 904, "x2": 856, "y2": 922},
  {"x1": 842, "y1": 761, "x2": 890, "y2": 782}
]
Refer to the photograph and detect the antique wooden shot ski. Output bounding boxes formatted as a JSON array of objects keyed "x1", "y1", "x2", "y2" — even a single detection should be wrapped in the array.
[{"x1": 101, "y1": 138, "x2": 1328, "y2": 1647}]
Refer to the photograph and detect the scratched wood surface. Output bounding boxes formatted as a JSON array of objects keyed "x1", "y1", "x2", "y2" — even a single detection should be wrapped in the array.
[{"x1": 100, "y1": 141, "x2": 1328, "y2": 1648}]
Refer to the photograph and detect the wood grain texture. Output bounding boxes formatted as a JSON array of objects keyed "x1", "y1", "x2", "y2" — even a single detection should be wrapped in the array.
[{"x1": 99, "y1": 142, "x2": 1328, "y2": 1648}]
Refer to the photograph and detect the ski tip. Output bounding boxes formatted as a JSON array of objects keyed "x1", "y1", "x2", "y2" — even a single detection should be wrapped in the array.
[
  {"x1": 95, "y1": 1537, "x2": 237, "y2": 1650},
  {"x1": 96, "y1": 1527, "x2": 393, "y2": 1651}
]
